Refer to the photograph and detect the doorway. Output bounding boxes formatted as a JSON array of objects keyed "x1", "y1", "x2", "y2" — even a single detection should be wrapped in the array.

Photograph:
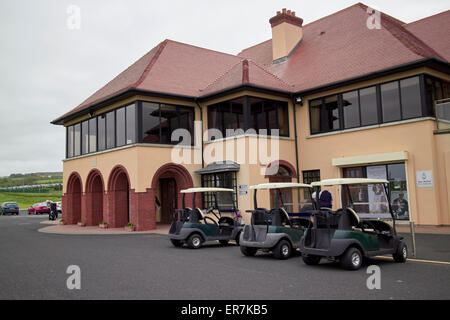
[{"x1": 159, "y1": 178, "x2": 177, "y2": 224}]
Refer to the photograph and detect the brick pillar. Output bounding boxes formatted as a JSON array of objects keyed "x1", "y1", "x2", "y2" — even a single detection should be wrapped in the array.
[
  {"x1": 81, "y1": 193, "x2": 89, "y2": 225},
  {"x1": 131, "y1": 189, "x2": 157, "y2": 231}
]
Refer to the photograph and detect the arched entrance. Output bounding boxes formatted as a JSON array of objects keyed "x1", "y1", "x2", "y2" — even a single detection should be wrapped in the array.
[
  {"x1": 108, "y1": 166, "x2": 131, "y2": 228},
  {"x1": 151, "y1": 163, "x2": 193, "y2": 224},
  {"x1": 265, "y1": 161, "x2": 296, "y2": 210},
  {"x1": 65, "y1": 172, "x2": 82, "y2": 224},
  {"x1": 85, "y1": 170, "x2": 104, "y2": 226}
]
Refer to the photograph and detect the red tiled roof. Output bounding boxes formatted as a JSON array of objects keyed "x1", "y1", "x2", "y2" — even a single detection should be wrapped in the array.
[
  {"x1": 55, "y1": 3, "x2": 449, "y2": 124},
  {"x1": 403, "y1": 10, "x2": 450, "y2": 62},
  {"x1": 199, "y1": 59, "x2": 293, "y2": 96},
  {"x1": 239, "y1": 3, "x2": 447, "y2": 93}
]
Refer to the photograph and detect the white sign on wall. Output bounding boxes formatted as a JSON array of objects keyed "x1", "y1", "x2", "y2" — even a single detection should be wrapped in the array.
[
  {"x1": 416, "y1": 170, "x2": 433, "y2": 188},
  {"x1": 239, "y1": 185, "x2": 248, "y2": 196}
]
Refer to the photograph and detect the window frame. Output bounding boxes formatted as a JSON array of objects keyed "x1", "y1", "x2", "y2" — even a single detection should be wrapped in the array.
[{"x1": 308, "y1": 75, "x2": 431, "y2": 135}]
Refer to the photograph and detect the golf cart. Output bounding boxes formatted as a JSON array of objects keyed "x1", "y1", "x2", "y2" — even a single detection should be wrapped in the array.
[
  {"x1": 300, "y1": 178, "x2": 408, "y2": 270},
  {"x1": 168, "y1": 187, "x2": 244, "y2": 249},
  {"x1": 239, "y1": 183, "x2": 315, "y2": 259}
]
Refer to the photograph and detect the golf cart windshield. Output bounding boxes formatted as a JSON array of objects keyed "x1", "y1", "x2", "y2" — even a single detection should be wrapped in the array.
[
  {"x1": 311, "y1": 178, "x2": 392, "y2": 219},
  {"x1": 250, "y1": 183, "x2": 314, "y2": 216}
]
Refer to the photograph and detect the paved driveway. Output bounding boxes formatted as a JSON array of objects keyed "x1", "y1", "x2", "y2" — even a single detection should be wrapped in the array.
[{"x1": 0, "y1": 215, "x2": 449, "y2": 300}]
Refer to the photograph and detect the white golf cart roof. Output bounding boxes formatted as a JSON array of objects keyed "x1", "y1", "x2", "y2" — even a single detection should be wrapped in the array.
[
  {"x1": 180, "y1": 187, "x2": 234, "y2": 193},
  {"x1": 311, "y1": 178, "x2": 389, "y2": 187},
  {"x1": 250, "y1": 182, "x2": 312, "y2": 190}
]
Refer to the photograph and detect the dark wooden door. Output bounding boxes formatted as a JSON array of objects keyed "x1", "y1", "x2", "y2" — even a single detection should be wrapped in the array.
[{"x1": 160, "y1": 178, "x2": 177, "y2": 224}]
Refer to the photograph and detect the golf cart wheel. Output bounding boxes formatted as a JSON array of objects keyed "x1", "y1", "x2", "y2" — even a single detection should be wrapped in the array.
[
  {"x1": 240, "y1": 246, "x2": 257, "y2": 257},
  {"x1": 340, "y1": 247, "x2": 363, "y2": 270},
  {"x1": 393, "y1": 241, "x2": 407, "y2": 263},
  {"x1": 302, "y1": 254, "x2": 321, "y2": 265},
  {"x1": 219, "y1": 240, "x2": 229, "y2": 246},
  {"x1": 187, "y1": 234, "x2": 203, "y2": 249},
  {"x1": 170, "y1": 239, "x2": 184, "y2": 248},
  {"x1": 273, "y1": 240, "x2": 292, "y2": 260}
]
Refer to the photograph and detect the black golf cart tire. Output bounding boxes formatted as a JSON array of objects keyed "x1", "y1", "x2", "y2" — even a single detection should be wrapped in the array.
[
  {"x1": 273, "y1": 240, "x2": 292, "y2": 260},
  {"x1": 393, "y1": 241, "x2": 408, "y2": 263},
  {"x1": 240, "y1": 246, "x2": 257, "y2": 257},
  {"x1": 187, "y1": 234, "x2": 203, "y2": 249},
  {"x1": 170, "y1": 239, "x2": 184, "y2": 248},
  {"x1": 340, "y1": 247, "x2": 363, "y2": 270},
  {"x1": 219, "y1": 240, "x2": 229, "y2": 246},
  {"x1": 302, "y1": 254, "x2": 321, "y2": 265}
]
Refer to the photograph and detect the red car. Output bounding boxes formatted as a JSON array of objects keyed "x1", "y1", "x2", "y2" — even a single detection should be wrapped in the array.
[{"x1": 28, "y1": 203, "x2": 50, "y2": 215}]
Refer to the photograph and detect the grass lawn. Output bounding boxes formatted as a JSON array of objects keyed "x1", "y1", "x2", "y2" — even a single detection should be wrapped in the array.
[{"x1": 0, "y1": 192, "x2": 62, "y2": 209}]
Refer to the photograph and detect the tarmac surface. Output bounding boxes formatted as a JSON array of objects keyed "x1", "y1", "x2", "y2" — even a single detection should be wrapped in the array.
[{"x1": 0, "y1": 214, "x2": 449, "y2": 300}]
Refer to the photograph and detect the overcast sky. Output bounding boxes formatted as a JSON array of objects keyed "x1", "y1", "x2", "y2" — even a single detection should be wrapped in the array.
[{"x1": 0, "y1": 0, "x2": 448, "y2": 177}]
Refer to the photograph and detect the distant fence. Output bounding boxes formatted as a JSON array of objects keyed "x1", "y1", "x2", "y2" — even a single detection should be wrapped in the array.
[
  {"x1": 0, "y1": 183, "x2": 62, "y2": 193},
  {"x1": 435, "y1": 98, "x2": 450, "y2": 131}
]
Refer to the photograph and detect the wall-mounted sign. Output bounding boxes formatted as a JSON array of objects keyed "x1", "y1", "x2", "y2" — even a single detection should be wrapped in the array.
[
  {"x1": 239, "y1": 184, "x2": 248, "y2": 196},
  {"x1": 416, "y1": 170, "x2": 433, "y2": 188}
]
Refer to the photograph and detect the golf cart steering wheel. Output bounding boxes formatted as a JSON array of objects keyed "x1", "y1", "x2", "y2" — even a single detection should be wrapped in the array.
[
  {"x1": 203, "y1": 216, "x2": 218, "y2": 226},
  {"x1": 206, "y1": 206, "x2": 215, "y2": 214}
]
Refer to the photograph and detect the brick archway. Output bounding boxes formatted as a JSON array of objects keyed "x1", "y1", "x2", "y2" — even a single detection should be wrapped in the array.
[
  {"x1": 151, "y1": 163, "x2": 194, "y2": 223},
  {"x1": 63, "y1": 172, "x2": 83, "y2": 224},
  {"x1": 265, "y1": 160, "x2": 297, "y2": 181},
  {"x1": 107, "y1": 166, "x2": 131, "y2": 228},
  {"x1": 84, "y1": 169, "x2": 105, "y2": 226}
]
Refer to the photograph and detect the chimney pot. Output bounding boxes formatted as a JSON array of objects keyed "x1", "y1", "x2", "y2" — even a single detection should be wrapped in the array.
[
  {"x1": 292, "y1": 11, "x2": 296, "y2": 16},
  {"x1": 282, "y1": 8, "x2": 287, "y2": 14}
]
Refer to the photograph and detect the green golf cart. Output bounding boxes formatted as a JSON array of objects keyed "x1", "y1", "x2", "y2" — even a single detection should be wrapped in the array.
[
  {"x1": 168, "y1": 187, "x2": 244, "y2": 249},
  {"x1": 300, "y1": 178, "x2": 408, "y2": 270},
  {"x1": 239, "y1": 183, "x2": 315, "y2": 259}
]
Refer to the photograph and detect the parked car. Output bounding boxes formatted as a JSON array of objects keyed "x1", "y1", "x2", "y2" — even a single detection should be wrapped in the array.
[
  {"x1": 56, "y1": 202, "x2": 62, "y2": 214},
  {"x1": 28, "y1": 203, "x2": 50, "y2": 215},
  {"x1": 1, "y1": 202, "x2": 19, "y2": 215}
]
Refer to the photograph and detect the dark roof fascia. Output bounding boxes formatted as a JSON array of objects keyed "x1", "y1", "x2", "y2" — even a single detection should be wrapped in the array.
[
  {"x1": 294, "y1": 57, "x2": 450, "y2": 98},
  {"x1": 51, "y1": 88, "x2": 197, "y2": 126},
  {"x1": 197, "y1": 84, "x2": 292, "y2": 103}
]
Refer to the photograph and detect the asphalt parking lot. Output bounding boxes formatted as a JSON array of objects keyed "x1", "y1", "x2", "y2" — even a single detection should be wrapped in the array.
[{"x1": 0, "y1": 215, "x2": 449, "y2": 300}]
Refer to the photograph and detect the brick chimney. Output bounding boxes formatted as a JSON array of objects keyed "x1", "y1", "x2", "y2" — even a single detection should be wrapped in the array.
[{"x1": 269, "y1": 8, "x2": 303, "y2": 62}]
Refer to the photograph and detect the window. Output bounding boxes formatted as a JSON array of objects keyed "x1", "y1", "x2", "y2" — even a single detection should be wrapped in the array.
[
  {"x1": 201, "y1": 172, "x2": 237, "y2": 208},
  {"x1": 302, "y1": 170, "x2": 320, "y2": 185},
  {"x1": 359, "y1": 86, "x2": 378, "y2": 126},
  {"x1": 342, "y1": 91, "x2": 360, "y2": 129},
  {"x1": 116, "y1": 107, "x2": 126, "y2": 147},
  {"x1": 126, "y1": 104, "x2": 136, "y2": 144},
  {"x1": 88, "y1": 118, "x2": 97, "y2": 153},
  {"x1": 309, "y1": 96, "x2": 340, "y2": 134},
  {"x1": 381, "y1": 81, "x2": 401, "y2": 122},
  {"x1": 106, "y1": 111, "x2": 115, "y2": 149},
  {"x1": 425, "y1": 76, "x2": 450, "y2": 117},
  {"x1": 98, "y1": 114, "x2": 106, "y2": 151},
  {"x1": 343, "y1": 163, "x2": 409, "y2": 220},
  {"x1": 73, "y1": 123, "x2": 81, "y2": 156},
  {"x1": 208, "y1": 96, "x2": 289, "y2": 138},
  {"x1": 141, "y1": 102, "x2": 195, "y2": 145},
  {"x1": 81, "y1": 121, "x2": 89, "y2": 155},
  {"x1": 400, "y1": 77, "x2": 422, "y2": 119},
  {"x1": 67, "y1": 126, "x2": 73, "y2": 158},
  {"x1": 309, "y1": 76, "x2": 429, "y2": 135}
]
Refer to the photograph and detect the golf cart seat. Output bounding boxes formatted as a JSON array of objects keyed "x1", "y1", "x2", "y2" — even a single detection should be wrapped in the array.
[
  {"x1": 337, "y1": 207, "x2": 360, "y2": 230},
  {"x1": 250, "y1": 208, "x2": 271, "y2": 225},
  {"x1": 271, "y1": 208, "x2": 291, "y2": 227},
  {"x1": 218, "y1": 216, "x2": 234, "y2": 228}
]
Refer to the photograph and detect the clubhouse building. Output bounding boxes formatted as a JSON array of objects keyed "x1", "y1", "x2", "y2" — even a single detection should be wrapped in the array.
[{"x1": 52, "y1": 3, "x2": 450, "y2": 230}]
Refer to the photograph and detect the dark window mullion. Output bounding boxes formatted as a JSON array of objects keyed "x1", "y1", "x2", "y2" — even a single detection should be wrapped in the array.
[
  {"x1": 376, "y1": 85, "x2": 383, "y2": 124},
  {"x1": 398, "y1": 80, "x2": 404, "y2": 120}
]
